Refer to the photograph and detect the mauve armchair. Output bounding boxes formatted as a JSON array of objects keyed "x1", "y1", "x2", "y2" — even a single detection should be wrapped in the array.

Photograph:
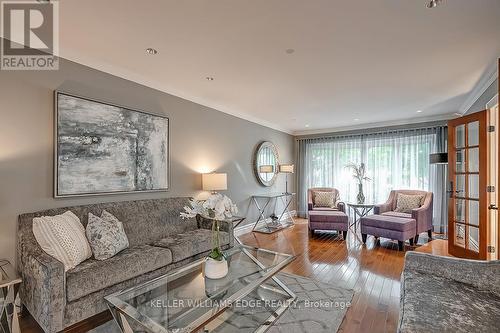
[
  {"x1": 308, "y1": 187, "x2": 345, "y2": 212},
  {"x1": 308, "y1": 187, "x2": 348, "y2": 239},
  {"x1": 374, "y1": 190, "x2": 433, "y2": 241}
]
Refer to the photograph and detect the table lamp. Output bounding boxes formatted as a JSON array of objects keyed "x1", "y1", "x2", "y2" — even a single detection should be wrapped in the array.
[
  {"x1": 202, "y1": 173, "x2": 227, "y2": 193},
  {"x1": 259, "y1": 165, "x2": 274, "y2": 173},
  {"x1": 279, "y1": 164, "x2": 294, "y2": 194}
]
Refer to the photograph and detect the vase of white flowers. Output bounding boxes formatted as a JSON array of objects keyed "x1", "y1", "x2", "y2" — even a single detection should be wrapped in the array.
[{"x1": 180, "y1": 193, "x2": 238, "y2": 279}]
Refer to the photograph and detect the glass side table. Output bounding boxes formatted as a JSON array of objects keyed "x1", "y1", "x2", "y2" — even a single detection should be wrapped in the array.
[
  {"x1": 1, "y1": 259, "x2": 22, "y2": 333},
  {"x1": 251, "y1": 192, "x2": 296, "y2": 234},
  {"x1": 346, "y1": 203, "x2": 375, "y2": 233}
]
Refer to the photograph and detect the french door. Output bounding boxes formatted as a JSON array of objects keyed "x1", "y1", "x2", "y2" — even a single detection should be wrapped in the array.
[{"x1": 448, "y1": 111, "x2": 488, "y2": 259}]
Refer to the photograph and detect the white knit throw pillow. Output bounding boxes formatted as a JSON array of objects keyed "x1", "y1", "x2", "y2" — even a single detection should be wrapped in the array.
[{"x1": 33, "y1": 211, "x2": 92, "y2": 271}]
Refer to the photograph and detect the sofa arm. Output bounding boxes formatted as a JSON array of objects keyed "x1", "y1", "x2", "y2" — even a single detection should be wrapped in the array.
[
  {"x1": 18, "y1": 245, "x2": 65, "y2": 333},
  {"x1": 197, "y1": 215, "x2": 235, "y2": 247},
  {"x1": 403, "y1": 252, "x2": 500, "y2": 296}
]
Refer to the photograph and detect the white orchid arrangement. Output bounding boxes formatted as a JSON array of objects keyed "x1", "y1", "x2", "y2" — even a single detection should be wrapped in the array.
[{"x1": 181, "y1": 193, "x2": 238, "y2": 261}]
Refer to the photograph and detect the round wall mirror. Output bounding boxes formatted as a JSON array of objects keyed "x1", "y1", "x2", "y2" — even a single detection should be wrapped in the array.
[{"x1": 253, "y1": 141, "x2": 279, "y2": 186}]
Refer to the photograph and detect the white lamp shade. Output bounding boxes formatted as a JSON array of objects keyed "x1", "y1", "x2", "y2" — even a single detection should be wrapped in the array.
[
  {"x1": 279, "y1": 164, "x2": 294, "y2": 173},
  {"x1": 202, "y1": 173, "x2": 227, "y2": 191},
  {"x1": 259, "y1": 165, "x2": 274, "y2": 173}
]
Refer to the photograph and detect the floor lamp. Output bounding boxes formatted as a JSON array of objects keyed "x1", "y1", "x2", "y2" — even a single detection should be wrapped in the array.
[
  {"x1": 279, "y1": 164, "x2": 294, "y2": 194},
  {"x1": 429, "y1": 153, "x2": 448, "y2": 239}
]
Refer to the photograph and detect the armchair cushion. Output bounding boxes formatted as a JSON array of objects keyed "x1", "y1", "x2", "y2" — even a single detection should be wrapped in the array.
[
  {"x1": 311, "y1": 207, "x2": 339, "y2": 211},
  {"x1": 381, "y1": 211, "x2": 412, "y2": 219}
]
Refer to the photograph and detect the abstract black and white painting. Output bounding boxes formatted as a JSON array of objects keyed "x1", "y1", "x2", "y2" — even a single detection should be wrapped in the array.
[{"x1": 55, "y1": 92, "x2": 169, "y2": 197}]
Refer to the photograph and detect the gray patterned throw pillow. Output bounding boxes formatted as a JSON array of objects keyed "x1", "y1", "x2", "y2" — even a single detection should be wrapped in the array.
[{"x1": 86, "y1": 210, "x2": 129, "y2": 260}]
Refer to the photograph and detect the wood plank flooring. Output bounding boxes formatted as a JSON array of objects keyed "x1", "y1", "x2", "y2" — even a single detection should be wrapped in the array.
[
  {"x1": 238, "y1": 219, "x2": 447, "y2": 333},
  {"x1": 19, "y1": 219, "x2": 448, "y2": 333}
]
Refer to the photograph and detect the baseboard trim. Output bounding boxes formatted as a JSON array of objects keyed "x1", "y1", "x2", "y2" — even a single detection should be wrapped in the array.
[{"x1": 234, "y1": 210, "x2": 297, "y2": 236}]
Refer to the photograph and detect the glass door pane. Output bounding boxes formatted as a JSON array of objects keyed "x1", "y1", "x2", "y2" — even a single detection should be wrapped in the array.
[
  {"x1": 456, "y1": 125, "x2": 465, "y2": 148},
  {"x1": 467, "y1": 225, "x2": 479, "y2": 253},
  {"x1": 468, "y1": 148, "x2": 479, "y2": 172},
  {"x1": 455, "y1": 223, "x2": 465, "y2": 248},
  {"x1": 467, "y1": 121, "x2": 479, "y2": 146}
]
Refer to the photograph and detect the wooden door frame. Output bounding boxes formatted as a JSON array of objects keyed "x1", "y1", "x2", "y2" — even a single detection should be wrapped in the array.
[{"x1": 448, "y1": 111, "x2": 488, "y2": 259}]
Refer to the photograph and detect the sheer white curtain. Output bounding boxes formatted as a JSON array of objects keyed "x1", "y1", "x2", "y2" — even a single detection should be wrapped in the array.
[{"x1": 297, "y1": 126, "x2": 447, "y2": 229}]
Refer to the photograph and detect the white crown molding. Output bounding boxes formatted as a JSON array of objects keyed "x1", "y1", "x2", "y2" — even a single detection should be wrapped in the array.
[
  {"x1": 59, "y1": 47, "x2": 294, "y2": 135},
  {"x1": 459, "y1": 60, "x2": 498, "y2": 115},
  {"x1": 293, "y1": 113, "x2": 455, "y2": 136}
]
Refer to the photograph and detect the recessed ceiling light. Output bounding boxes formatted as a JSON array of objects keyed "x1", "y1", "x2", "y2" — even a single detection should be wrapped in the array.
[
  {"x1": 354, "y1": 118, "x2": 360, "y2": 121},
  {"x1": 454, "y1": 112, "x2": 463, "y2": 117},
  {"x1": 286, "y1": 49, "x2": 295, "y2": 54},
  {"x1": 416, "y1": 110, "x2": 423, "y2": 113},
  {"x1": 206, "y1": 77, "x2": 215, "y2": 81},
  {"x1": 146, "y1": 48, "x2": 158, "y2": 55},
  {"x1": 305, "y1": 124, "x2": 310, "y2": 128}
]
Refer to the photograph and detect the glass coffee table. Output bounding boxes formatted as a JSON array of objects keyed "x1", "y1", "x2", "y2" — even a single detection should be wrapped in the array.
[{"x1": 105, "y1": 245, "x2": 296, "y2": 333}]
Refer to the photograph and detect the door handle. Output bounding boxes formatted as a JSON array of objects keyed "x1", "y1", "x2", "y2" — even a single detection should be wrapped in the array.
[{"x1": 489, "y1": 204, "x2": 498, "y2": 210}]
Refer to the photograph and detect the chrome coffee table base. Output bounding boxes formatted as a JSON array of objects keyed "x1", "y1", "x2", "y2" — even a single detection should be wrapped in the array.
[{"x1": 106, "y1": 246, "x2": 296, "y2": 333}]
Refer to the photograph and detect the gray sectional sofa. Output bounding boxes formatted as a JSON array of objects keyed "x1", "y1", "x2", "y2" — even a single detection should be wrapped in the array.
[
  {"x1": 17, "y1": 197, "x2": 234, "y2": 333},
  {"x1": 399, "y1": 252, "x2": 500, "y2": 332}
]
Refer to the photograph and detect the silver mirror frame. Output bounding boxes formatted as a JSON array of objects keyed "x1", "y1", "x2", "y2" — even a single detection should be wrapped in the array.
[{"x1": 253, "y1": 141, "x2": 280, "y2": 187}]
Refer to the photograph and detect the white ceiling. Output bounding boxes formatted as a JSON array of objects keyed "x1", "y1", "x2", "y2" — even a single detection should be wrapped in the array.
[{"x1": 56, "y1": 0, "x2": 500, "y2": 134}]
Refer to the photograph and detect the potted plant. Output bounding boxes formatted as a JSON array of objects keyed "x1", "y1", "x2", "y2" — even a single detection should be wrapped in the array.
[
  {"x1": 345, "y1": 162, "x2": 371, "y2": 204},
  {"x1": 180, "y1": 193, "x2": 238, "y2": 279}
]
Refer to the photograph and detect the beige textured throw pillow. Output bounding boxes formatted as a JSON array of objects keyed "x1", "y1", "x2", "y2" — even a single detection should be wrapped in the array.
[
  {"x1": 33, "y1": 211, "x2": 92, "y2": 271},
  {"x1": 313, "y1": 191, "x2": 336, "y2": 208},
  {"x1": 394, "y1": 194, "x2": 424, "y2": 213}
]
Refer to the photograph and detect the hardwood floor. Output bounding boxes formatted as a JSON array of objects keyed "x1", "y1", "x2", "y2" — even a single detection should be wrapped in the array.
[
  {"x1": 239, "y1": 219, "x2": 447, "y2": 333},
  {"x1": 19, "y1": 219, "x2": 448, "y2": 333}
]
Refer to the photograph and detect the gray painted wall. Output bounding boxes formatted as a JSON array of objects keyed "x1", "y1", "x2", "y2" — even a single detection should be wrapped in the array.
[
  {"x1": 0, "y1": 57, "x2": 295, "y2": 265},
  {"x1": 467, "y1": 78, "x2": 498, "y2": 113}
]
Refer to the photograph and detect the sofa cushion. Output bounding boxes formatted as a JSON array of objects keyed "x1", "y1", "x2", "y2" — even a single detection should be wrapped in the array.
[
  {"x1": 66, "y1": 244, "x2": 172, "y2": 302},
  {"x1": 152, "y1": 229, "x2": 230, "y2": 263},
  {"x1": 400, "y1": 270, "x2": 500, "y2": 332},
  {"x1": 361, "y1": 215, "x2": 415, "y2": 232},
  {"x1": 381, "y1": 211, "x2": 412, "y2": 219}
]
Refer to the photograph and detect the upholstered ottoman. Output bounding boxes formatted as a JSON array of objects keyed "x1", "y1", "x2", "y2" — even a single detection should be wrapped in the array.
[
  {"x1": 360, "y1": 215, "x2": 416, "y2": 251},
  {"x1": 308, "y1": 210, "x2": 348, "y2": 239}
]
